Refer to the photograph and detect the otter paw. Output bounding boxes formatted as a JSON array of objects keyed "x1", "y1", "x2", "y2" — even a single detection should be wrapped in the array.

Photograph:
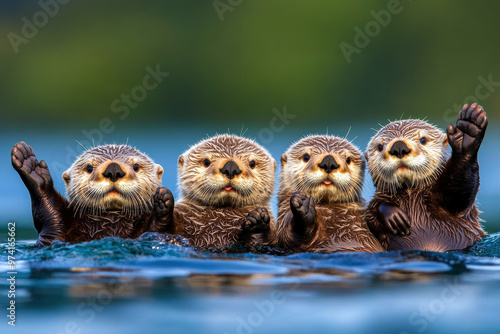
[
  {"x1": 377, "y1": 203, "x2": 410, "y2": 236},
  {"x1": 153, "y1": 187, "x2": 174, "y2": 223},
  {"x1": 290, "y1": 191, "x2": 316, "y2": 228},
  {"x1": 11, "y1": 142, "x2": 53, "y2": 191},
  {"x1": 447, "y1": 103, "x2": 488, "y2": 156},
  {"x1": 243, "y1": 207, "x2": 270, "y2": 234}
]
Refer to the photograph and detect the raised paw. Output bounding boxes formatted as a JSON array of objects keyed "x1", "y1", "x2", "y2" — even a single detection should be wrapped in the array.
[
  {"x1": 377, "y1": 203, "x2": 410, "y2": 236},
  {"x1": 11, "y1": 142, "x2": 53, "y2": 192},
  {"x1": 153, "y1": 187, "x2": 174, "y2": 224},
  {"x1": 290, "y1": 191, "x2": 316, "y2": 230},
  {"x1": 447, "y1": 103, "x2": 488, "y2": 156},
  {"x1": 243, "y1": 207, "x2": 270, "y2": 234}
]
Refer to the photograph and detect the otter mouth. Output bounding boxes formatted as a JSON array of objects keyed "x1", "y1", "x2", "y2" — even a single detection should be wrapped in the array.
[
  {"x1": 106, "y1": 188, "x2": 122, "y2": 196},
  {"x1": 222, "y1": 185, "x2": 235, "y2": 192},
  {"x1": 397, "y1": 165, "x2": 410, "y2": 171},
  {"x1": 322, "y1": 179, "x2": 333, "y2": 186}
]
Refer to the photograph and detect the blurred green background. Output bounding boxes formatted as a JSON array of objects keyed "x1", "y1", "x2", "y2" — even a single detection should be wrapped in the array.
[
  {"x1": 1, "y1": 0, "x2": 499, "y2": 235},
  {"x1": 2, "y1": 1, "x2": 500, "y2": 126}
]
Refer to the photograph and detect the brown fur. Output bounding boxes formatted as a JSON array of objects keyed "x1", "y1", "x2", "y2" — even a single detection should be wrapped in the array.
[
  {"x1": 365, "y1": 118, "x2": 485, "y2": 252},
  {"x1": 277, "y1": 135, "x2": 384, "y2": 253},
  {"x1": 169, "y1": 135, "x2": 276, "y2": 248},
  {"x1": 11, "y1": 142, "x2": 169, "y2": 245},
  {"x1": 366, "y1": 188, "x2": 483, "y2": 252}
]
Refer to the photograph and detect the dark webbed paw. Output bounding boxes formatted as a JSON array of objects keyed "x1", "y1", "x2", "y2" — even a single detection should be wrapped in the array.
[
  {"x1": 447, "y1": 103, "x2": 488, "y2": 157},
  {"x1": 11, "y1": 142, "x2": 53, "y2": 193},
  {"x1": 290, "y1": 191, "x2": 316, "y2": 230},
  {"x1": 243, "y1": 207, "x2": 270, "y2": 234},
  {"x1": 153, "y1": 187, "x2": 174, "y2": 225},
  {"x1": 377, "y1": 203, "x2": 410, "y2": 236}
]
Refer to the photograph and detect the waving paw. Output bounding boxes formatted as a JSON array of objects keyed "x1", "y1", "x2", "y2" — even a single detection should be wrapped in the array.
[{"x1": 447, "y1": 103, "x2": 488, "y2": 157}]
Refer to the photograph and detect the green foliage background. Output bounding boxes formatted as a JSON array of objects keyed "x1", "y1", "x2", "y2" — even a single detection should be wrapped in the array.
[{"x1": 1, "y1": 1, "x2": 499, "y2": 128}]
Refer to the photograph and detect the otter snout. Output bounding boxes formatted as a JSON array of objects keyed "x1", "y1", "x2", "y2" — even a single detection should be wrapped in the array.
[
  {"x1": 389, "y1": 141, "x2": 411, "y2": 159},
  {"x1": 103, "y1": 162, "x2": 125, "y2": 182},
  {"x1": 220, "y1": 161, "x2": 242, "y2": 180},
  {"x1": 318, "y1": 155, "x2": 339, "y2": 174}
]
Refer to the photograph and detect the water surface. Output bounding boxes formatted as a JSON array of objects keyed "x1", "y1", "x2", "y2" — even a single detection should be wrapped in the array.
[{"x1": 1, "y1": 233, "x2": 500, "y2": 334}]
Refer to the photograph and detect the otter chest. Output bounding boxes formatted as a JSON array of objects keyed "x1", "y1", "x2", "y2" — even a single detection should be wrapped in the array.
[
  {"x1": 313, "y1": 205, "x2": 383, "y2": 253},
  {"x1": 77, "y1": 214, "x2": 144, "y2": 241},
  {"x1": 388, "y1": 191, "x2": 482, "y2": 252},
  {"x1": 182, "y1": 208, "x2": 247, "y2": 248}
]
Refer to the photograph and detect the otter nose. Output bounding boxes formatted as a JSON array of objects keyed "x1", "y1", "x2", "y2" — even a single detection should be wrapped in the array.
[
  {"x1": 103, "y1": 163, "x2": 125, "y2": 182},
  {"x1": 220, "y1": 161, "x2": 242, "y2": 180},
  {"x1": 389, "y1": 141, "x2": 411, "y2": 159},
  {"x1": 318, "y1": 155, "x2": 339, "y2": 174}
]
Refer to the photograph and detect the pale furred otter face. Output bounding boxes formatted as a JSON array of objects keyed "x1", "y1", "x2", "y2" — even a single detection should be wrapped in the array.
[
  {"x1": 280, "y1": 135, "x2": 365, "y2": 204},
  {"x1": 365, "y1": 120, "x2": 449, "y2": 193},
  {"x1": 62, "y1": 145, "x2": 163, "y2": 216},
  {"x1": 178, "y1": 135, "x2": 276, "y2": 207}
]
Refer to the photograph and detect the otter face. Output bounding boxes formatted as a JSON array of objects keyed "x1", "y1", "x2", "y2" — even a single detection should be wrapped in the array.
[
  {"x1": 281, "y1": 135, "x2": 365, "y2": 204},
  {"x1": 365, "y1": 120, "x2": 449, "y2": 192},
  {"x1": 178, "y1": 135, "x2": 275, "y2": 207},
  {"x1": 62, "y1": 145, "x2": 163, "y2": 215}
]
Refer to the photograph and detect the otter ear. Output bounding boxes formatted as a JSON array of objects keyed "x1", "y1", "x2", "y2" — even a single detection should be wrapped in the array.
[
  {"x1": 178, "y1": 155, "x2": 184, "y2": 170},
  {"x1": 62, "y1": 170, "x2": 71, "y2": 186},
  {"x1": 280, "y1": 154, "x2": 287, "y2": 166},
  {"x1": 156, "y1": 164, "x2": 164, "y2": 181},
  {"x1": 364, "y1": 151, "x2": 369, "y2": 162},
  {"x1": 442, "y1": 133, "x2": 449, "y2": 148}
]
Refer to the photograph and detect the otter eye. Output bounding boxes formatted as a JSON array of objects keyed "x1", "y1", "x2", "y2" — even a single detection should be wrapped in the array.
[
  {"x1": 378, "y1": 144, "x2": 384, "y2": 152},
  {"x1": 203, "y1": 159, "x2": 211, "y2": 167},
  {"x1": 133, "y1": 164, "x2": 139, "y2": 172},
  {"x1": 303, "y1": 154, "x2": 310, "y2": 162},
  {"x1": 86, "y1": 165, "x2": 93, "y2": 173},
  {"x1": 420, "y1": 137, "x2": 428, "y2": 145},
  {"x1": 346, "y1": 157, "x2": 351, "y2": 164},
  {"x1": 249, "y1": 160, "x2": 256, "y2": 169}
]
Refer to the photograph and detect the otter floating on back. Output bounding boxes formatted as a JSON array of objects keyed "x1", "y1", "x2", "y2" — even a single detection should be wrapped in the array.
[
  {"x1": 165, "y1": 134, "x2": 276, "y2": 248},
  {"x1": 365, "y1": 103, "x2": 488, "y2": 252},
  {"x1": 11, "y1": 143, "x2": 173, "y2": 245},
  {"x1": 276, "y1": 135, "x2": 383, "y2": 253}
]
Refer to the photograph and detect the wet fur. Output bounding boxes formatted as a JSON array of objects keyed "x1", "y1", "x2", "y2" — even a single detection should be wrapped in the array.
[
  {"x1": 366, "y1": 188, "x2": 483, "y2": 252},
  {"x1": 171, "y1": 201, "x2": 274, "y2": 247},
  {"x1": 277, "y1": 135, "x2": 383, "y2": 253},
  {"x1": 12, "y1": 143, "x2": 169, "y2": 245},
  {"x1": 365, "y1": 111, "x2": 487, "y2": 252},
  {"x1": 169, "y1": 135, "x2": 276, "y2": 248}
]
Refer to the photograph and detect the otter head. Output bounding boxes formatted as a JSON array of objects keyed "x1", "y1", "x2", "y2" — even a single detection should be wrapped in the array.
[
  {"x1": 62, "y1": 145, "x2": 164, "y2": 215},
  {"x1": 178, "y1": 135, "x2": 276, "y2": 207},
  {"x1": 365, "y1": 120, "x2": 449, "y2": 193},
  {"x1": 280, "y1": 135, "x2": 365, "y2": 204}
]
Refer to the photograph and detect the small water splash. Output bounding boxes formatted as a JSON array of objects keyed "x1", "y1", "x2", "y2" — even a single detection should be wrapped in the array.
[
  {"x1": 465, "y1": 232, "x2": 500, "y2": 257},
  {"x1": 1, "y1": 232, "x2": 500, "y2": 285},
  {"x1": 0, "y1": 232, "x2": 194, "y2": 263}
]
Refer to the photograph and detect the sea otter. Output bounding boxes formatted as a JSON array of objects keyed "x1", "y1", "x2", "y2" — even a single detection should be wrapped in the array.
[
  {"x1": 163, "y1": 134, "x2": 276, "y2": 248},
  {"x1": 11, "y1": 142, "x2": 174, "y2": 245},
  {"x1": 365, "y1": 103, "x2": 488, "y2": 252},
  {"x1": 276, "y1": 135, "x2": 383, "y2": 253}
]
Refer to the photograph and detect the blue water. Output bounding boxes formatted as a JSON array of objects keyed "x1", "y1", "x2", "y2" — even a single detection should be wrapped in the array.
[
  {"x1": 1, "y1": 233, "x2": 500, "y2": 334},
  {"x1": 1, "y1": 126, "x2": 500, "y2": 333}
]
